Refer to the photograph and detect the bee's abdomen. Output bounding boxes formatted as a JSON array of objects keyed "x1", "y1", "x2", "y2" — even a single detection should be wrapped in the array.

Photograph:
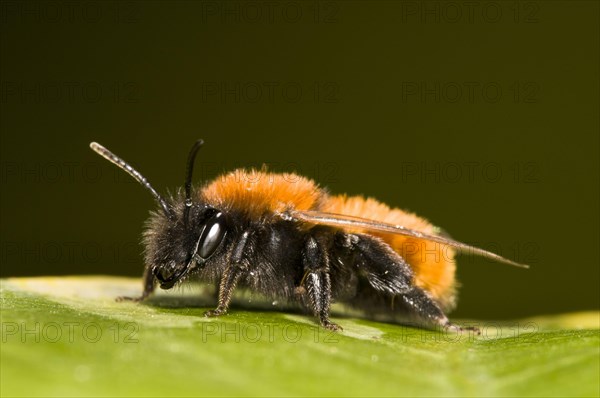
[{"x1": 323, "y1": 195, "x2": 457, "y2": 310}]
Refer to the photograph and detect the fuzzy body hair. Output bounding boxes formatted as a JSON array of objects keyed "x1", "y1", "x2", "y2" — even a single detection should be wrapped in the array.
[{"x1": 143, "y1": 170, "x2": 457, "y2": 315}]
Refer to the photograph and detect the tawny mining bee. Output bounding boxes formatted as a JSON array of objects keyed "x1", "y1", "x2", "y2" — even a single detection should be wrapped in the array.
[{"x1": 90, "y1": 140, "x2": 527, "y2": 331}]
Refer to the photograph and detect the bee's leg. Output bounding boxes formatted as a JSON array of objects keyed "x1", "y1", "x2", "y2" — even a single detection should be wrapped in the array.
[
  {"x1": 400, "y1": 287, "x2": 480, "y2": 334},
  {"x1": 353, "y1": 234, "x2": 479, "y2": 333},
  {"x1": 116, "y1": 265, "x2": 155, "y2": 302},
  {"x1": 203, "y1": 264, "x2": 244, "y2": 317},
  {"x1": 353, "y1": 234, "x2": 413, "y2": 296},
  {"x1": 204, "y1": 230, "x2": 254, "y2": 318},
  {"x1": 301, "y1": 232, "x2": 341, "y2": 331}
]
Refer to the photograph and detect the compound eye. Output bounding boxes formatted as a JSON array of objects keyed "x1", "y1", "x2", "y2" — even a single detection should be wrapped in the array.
[{"x1": 198, "y1": 212, "x2": 226, "y2": 259}]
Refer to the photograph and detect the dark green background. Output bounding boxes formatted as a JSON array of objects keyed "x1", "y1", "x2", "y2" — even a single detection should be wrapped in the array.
[{"x1": 1, "y1": 1, "x2": 598, "y2": 320}]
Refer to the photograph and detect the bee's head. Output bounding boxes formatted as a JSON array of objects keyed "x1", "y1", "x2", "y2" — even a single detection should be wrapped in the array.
[
  {"x1": 144, "y1": 201, "x2": 228, "y2": 289},
  {"x1": 90, "y1": 139, "x2": 225, "y2": 289}
]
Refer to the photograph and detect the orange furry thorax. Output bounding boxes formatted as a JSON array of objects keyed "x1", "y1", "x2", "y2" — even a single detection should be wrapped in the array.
[
  {"x1": 200, "y1": 169, "x2": 326, "y2": 217},
  {"x1": 201, "y1": 169, "x2": 456, "y2": 308}
]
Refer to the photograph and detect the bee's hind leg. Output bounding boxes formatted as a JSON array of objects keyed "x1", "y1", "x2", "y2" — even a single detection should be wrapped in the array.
[
  {"x1": 351, "y1": 234, "x2": 479, "y2": 334},
  {"x1": 117, "y1": 265, "x2": 156, "y2": 302},
  {"x1": 400, "y1": 287, "x2": 481, "y2": 334}
]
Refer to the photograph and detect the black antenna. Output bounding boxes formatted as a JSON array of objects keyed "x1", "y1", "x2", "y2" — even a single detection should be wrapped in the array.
[
  {"x1": 90, "y1": 142, "x2": 175, "y2": 220},
  {"x1": 184, "y1": 139, "x2": 204, "y2": 225}
]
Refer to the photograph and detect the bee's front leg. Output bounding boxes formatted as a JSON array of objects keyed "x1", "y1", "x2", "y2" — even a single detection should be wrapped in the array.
[
  {"x1": 204, "y1": 263, "x2": 246, "y2": 317},
  {"x1": 204, "y1": 230, "x2": 254, "y2": 318},
  {"x1": 117, "y1": 265, "x2": 156, "y2": 302}
]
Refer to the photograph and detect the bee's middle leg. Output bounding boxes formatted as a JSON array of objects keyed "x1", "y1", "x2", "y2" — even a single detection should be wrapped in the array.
[{"x1": 301, "y1": 232, "x2": 341, "y2": 331}]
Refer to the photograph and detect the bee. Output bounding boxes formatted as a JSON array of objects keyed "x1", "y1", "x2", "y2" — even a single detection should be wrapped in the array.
[{"x1": 90, "y1": 140, "x2": 527, "y2": 332}]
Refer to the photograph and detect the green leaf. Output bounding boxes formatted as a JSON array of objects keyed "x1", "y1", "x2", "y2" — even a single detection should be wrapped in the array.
[{"x1": 1, "y1": 277, "x2": 598, "y2": 397}]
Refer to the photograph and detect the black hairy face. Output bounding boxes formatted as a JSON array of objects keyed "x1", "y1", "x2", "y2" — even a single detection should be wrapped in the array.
[{"x1": 143, "y1": 198, "x2": 227, "y2": 289}]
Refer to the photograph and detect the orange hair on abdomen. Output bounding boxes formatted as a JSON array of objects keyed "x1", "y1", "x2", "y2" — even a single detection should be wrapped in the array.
[{"x1": 323, "y1": 195, "x2": 457, "y2": 309}]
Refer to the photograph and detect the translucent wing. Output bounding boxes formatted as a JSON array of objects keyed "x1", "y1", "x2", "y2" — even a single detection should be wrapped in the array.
[{"x1": 290, "y1": 210, "x2": 529, "y2": 269}]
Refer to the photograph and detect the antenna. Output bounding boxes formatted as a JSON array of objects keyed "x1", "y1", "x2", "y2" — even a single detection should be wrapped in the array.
[
  {"x1": 90, "y1": 142, "x2": 175, "y2": 220},
  {"x1": 184, "y1": 139, "x2": 204, "y2": 225}
]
